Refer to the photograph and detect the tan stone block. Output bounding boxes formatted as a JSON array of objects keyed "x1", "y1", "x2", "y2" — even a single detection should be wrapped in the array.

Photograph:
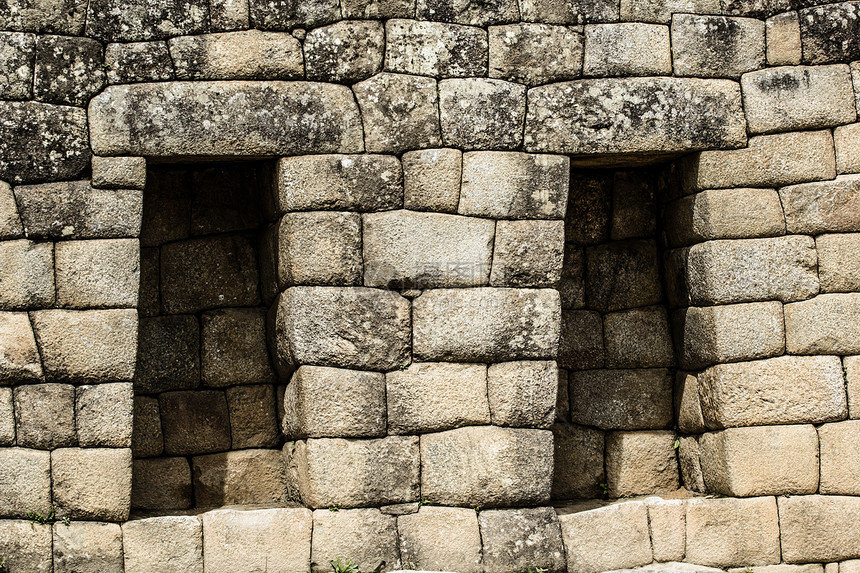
[
  {"x1": 397, "y1": 506, "x2": 482, "y2": 573},
  {"x1": 0, "y1": 239, "x2": 54, "y2": 309},
  {"x1": 781, "y1": 173, "x2": 860, "y2": 234},
  {"x1": 0, "y1": 312, "x2": 43, "y2": 384},
  {"x1": 729, "y1": 565, "x2": 824, "y2": 573},
  {"x1": 847, "y1": 356, "x2": 860, "y2": 419},
  {"x1": 202, "y1": 507, "x2": 311, "y2": 572},
  {"x1": 402, "y1": 148, "x2": 462, "y2": 213},
  {"x1": 675, "y1": 372, "x2": 705, "y2": 434},
  {"x1": 132, "y1": 457, "x2": 191, "y2": 510},
  {"x1": 672, "y1": 14, "x2": 765, "y2": 78},
  {"x1": 311, "y1": 508, "x2": 400, "y2": 573},
  {"x1": 679, "y1": 435, "x2": 705, "y2": 493},
  {"x1": 0, "y1": 447, "x2": 51, "y2": 518},
  {"x1": 226, "y1": 384, "x2": 279, "y2": 449},
  {"x1": 131, "y1": 396, "x2": 162, "y2": 458},
  {"x1": 557, "y1": 500, "x2": 652, "y2": 573},
  {"x1": 122, "y1": 516, "x2": 203, "y2": 573},
  {"x1": 551, "y1": 423, "x2": 605, "y2": 500},
  {"x1": 193, "y1": 449, "x2": 287, "y2": 508},
  {"x1": 76, "y1": 383, "x2": 132, "y2": 448},
  {"x1": 698, "y1": 356, "x2": 847, "y2": 428},
  {"x1": 487, "y1": 361, "x2": 557, "y2": 428},
  {"x1": 647, "y1": 498, "x2": 686, "y2": 563},
  {"x1": 387, "y1": 362, "x2": 489, "y2": 434},
  {"x1": 835, "y1": 123, "x2": 860, "y2": 174},
  {"x1": 584, "y1": 23, "x2": 672, "y2": 76},
  {"x1": 52, "y1": 447, "x2": 132, "y2": 521},
  {"x1": 606, "y1": 431, "x2": 679, "y2": 497},
  {"x1": 90, "y1": 156, "x2": 146, "y2": 189},
  {"x1": 277, "y1": 211, "x2": 363, "y2": 287},
  {"x1": 766, "y1": 11, "x2": 801, "y2": 65},
  {"x1": 686, "y1": 496, "x2": 780, "y2": 567},
  {"x1": 819, "y1": 420, "x2": 860, "y2": 495},
  {"x1": 439, "y1": 78, "x2": 526, "y2": 150},
  {"x1": 604, "y1": 306, "x2": 675, "y2": 369},
  {"x1": 0, "y1": 520, "x2": 51, "y2": 573},
  {"x1": 842, "y1": 560, "x2": 860, "y2": 573},
  {"x1": 479, "y1": 507, "x2": 566, "y2": 573},
  {"x1": 55, "y1": 239, "x2": 139, "y2": 308},
  {"x1": 699, "y1": 425, "x2": 819, "y2": 496},
  {"x1": 779, "y1": 495, "x2": 860, "y2": 563},
  {"x1": 53, "y1": 521, "x2": 123, "y2": 573},
  {"x1": 169, "y1": 30, "x2": 303, "y2": 80},
  {"x1": 490, "y1": 219, "x2": 565, "y2": 288},
  {"x1": 785, "y1": 294, "x2": 860, "y2": 354},
  {"x1": 0, "y1": 179, "x2": 23, "y2": 238},
  {"x1": 14, "y1": 383, "x2": 75, "y2": 449},
  {"x1": 0, "y1": 387, "x2": 12, "y2": 445},
  {"x1": 570, "y1": 368, "x2": 673, "y2": 430}
]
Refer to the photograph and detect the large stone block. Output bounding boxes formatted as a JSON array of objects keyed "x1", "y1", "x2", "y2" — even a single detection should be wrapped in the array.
[
  {"x1": 819, "y1": 420, "x2": 860, "y2": 495},
  {"x1": 160, "y1": 390, "x2": 231, "y2": 455},
  {"x1": 305, "y1": 20, "x2": 384, "y2": 83},
  {"x1": 603, "y1": 306, "x2": 675, "y2": 369},
  {"x1": 52, "y1": 447, "x2": 132, "y2": 521},
  {"x1": 835, "y1": 123, "x2": 860, "y2": 174},
  {"x1": 397, "y1": 506, "x2": 482, "y2": 573},
  {"x1": 520, "y1": 0, "x2": 619, "y2": 23},
  {"x1": 686, "y1": 497, "x2": 781, "y2": 567},
  {"x1": 402, "y1": 148, "x2": 461, "y2": 213},
  {"x1": 55, "y1": 239, "x2": 139, "y2": 309},
  {"x1": 586, "y1": 239, "x2": 662, "y2": 312},
  {"x1": 420, "y1": 426, "x2": 553, "y2": 507},
  {"x1": 285, "y1": 436, "x2": 419, "y2": 508},
  {"x1": 0, "y1": 312, "x2": 43, "y2": 384},
  {"x1": 122, "y1": 516, "x2": 203, "y2": 573},
  {"x1": 14, "y1": 383, "x2": 75, "y2": 449},
  {"x1": 525, "y1": 77, "x2": 746, "y2": 155},
  {"x1": 698, "y1": 355, "x2": 847, "y2": 428},
  {"x1": 202, "y1": 308, "x2": 275, "y2": 387},
  {"x1": 363, "y1": 210, "x2": 494, "y2": 288},
  {"x1": 135, "y1": 315, "x2": 199, "y2": 394},
  {"x1": 439, "y1": 78, "x2": 526, "y2": 149},
  {"x1": 489, "y1": 23, "x2": 583, "y2": 86},
  {"x1": 0, "y1": 447, "x2": 51, "y2": 517},
  {"x1": 780, "y1": 174, "x2": 860, "y2": 234},
  {"x1": 0, "y1": 0, "x2": 87, "y2": 34},
  {"x1": 341, "y1": 0, "x2": 415, "y2": 18},
  {"x1": 551, "y1": 423, "x2": 605, "y2": 499},
  {"x1": 226, "y1": 385, "x2": 279, "y2": 449},
  {"x1": 249, "y1": 0, "x2": 339, "y2": 29},
  {"x1": 606, "y1": 430, "x2": 680, "y2": 497},
  {"x1": 387, "y1": 362, "x2": 489, "y2": 434},
  {"x1": 0, "y1": 240, "x2": 54, "y2": 309},
  {"x1": 91, "y1": 156, "x2": 147, "y2": 190},
  {"x1": 274, "y1": 287, "x2": 411, "y2": 372},
  {"x1": 648, "y1": 498, "x2": 686, "y2": 563},
  {"x1": 742, "y1": 64, "x2": 856, "y2": 134},
  {"x1": 679, "y1": 435, "x2": 705, "y2": 493},
  {"x1": 416, "y1": 0, "x2": 517, "y2": 25},
  {"x1": 210, "y1": 0, "x2": 249, "y2": 31},
  {"x1": 559, "y1": 310, "x2": 604, "y2": 370},
  {"x1": 0, "y1": 520, "x2": 51, "y2": 573},
  {"x1": 75, "y1": 383, "x2": 133, "y2": 448},
  {"x1": 276, "y1": 211, "x2": 362, "y2": 287},
  {"x1": 570, "y1": 369, "x2": 673, "y2": 430},
  {"x1": 89, "y1": 81, "x2": 364, "y2": 157},
  {"x1": 479, "y1": 507, "x2": 566, "y2": 573},
  {"x1": 687, "y1": 236, "x2": 819, "y2": 305},
  {"x1": 487, "y1": 361, "x2": 557, "y2": 429},
  {"x1": 766, "y1": 11, "x2": 801, "y2": 66},
  {"x1": 779, "y1": 495, "x2": 860, "y2": 563},
  {"x1": 699, "y1": 425, "x2": 820, "y2": 496},
  {"x1": 672, "y1": 14, "x2": 765, "y2": 77},
  {"x1": 132, "y1": 457, "x2": 192, "y2": 510},
  {"x1": 192, "y1": 449, "x2": 287, "y2": 507},
  {"x1": 53, "y1": 521, "x2": 124, "y2": 573},
  {"x1": 789, "y1": 291, "x2": 857, "y2": 351},
  {"x1": 385, "y1": 19, "x2": 487, "y2": 78},
  {"x1": 87, "y1": 0, "x2": 210, "y2": 41},
  {"x1": 131, "y1": 396, "x2": 162, "y2": 457},
  {"x1": 33, "y1": 35, "x2": 105, "y2": 107},
  {"x1": 169, "y1": 30, "x2": 303, "y2": 80},
  {"x1": 412, "y1": 288, "x2": 560, "y2": 362},
  {"x1": 0, "y1": 31, "x2": 35, "y2": 100},
  {"x1": 799, "y1": 2, "x2": 860, "y2": 64},
  {"x1": 31, "y1": 309, "x2": 137, "y2": 383},
  {"x1": 311, "y1": 509, "x2": 400, "y2": 573},
  {"x1": 583, "y1": 23, "x2": 672, "y2": 77},
  {"x1": 490, "y1": 220, "x2": 565, "y2": 287},
  {"x1": 104, "y1": 41, "x2": 175, "y2": 84}
]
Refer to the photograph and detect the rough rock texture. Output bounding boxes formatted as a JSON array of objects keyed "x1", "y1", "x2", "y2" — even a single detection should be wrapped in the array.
[
  {"x1": 201, "y1": 308, "x2": 275, "y2": 386},
  {"x1": 210, "y1": 0, "x2": 249, "y2": 30},
  {"x1": 0, "y1": 388, "x2": 12, "y2": 445},
  {"x1": 818, "y1": 234, "x2": 860, "y2": 292},
  {"x1": 52, "y1": 447, "x2": 132, "y2": 521},
  {"x1": 416, "y1": 0, "x2": 518, "y2": 25},
  {"x1": 818, "y1": 420, "x2": 860, "y2": 495},
  {"x1": 160, "y1": 391, "x2": 231, "y2": 455},
  {"x1": 519, "y1": 0, "x2": 619, "y2": 23},
  {"x1": 0, "y1": 239, "x2": 54, "y2": 309},
  {"x1": 0, "y1": 447, "x2": 51, "y2": 517},
  {"x1": 491, "y1": 220, "x2": 565, "y2": 287},
  {"x1": 135, "y1": 315, "x2": 200, "y2": 394},
  {"x1": 86, "y1": 0, "x2": 209, "y2": 41},
  {"x1": 305, "y1": 20, "x2": 384, "y2": 83},
  {"x1": 685, "y1": 497, "x2": 781, "y2": 567},
  {"x1": 249, "y1": 0, "x2": 340, "y2": 30},
  {"x1": 33, "y1": 35, "x2": 105, "y2": 106},
  {"x1": 584, "y1": 23, "x2": 672, "y2": 77},
  {"x1": 487, "y1": 361, "x2": 558, "y2": 428},
  {"x1": 561, "y1": 310, "x2": 602, "y2": 368},
  {"x1": 398, "y1": 506, "x2": 483, "y2": 573},
  {"x1": 226, "y1": 385, "x2": 280, "y2": 449},
  {"x1": 766, "y1": 11, "x2": 801, "y2": 66},
  {"x1": 605, "y1": 431, "x2": 680, "y2": 497},
  {"x1": 779, "y1": 174, "x2": 860, "y2": 234},
  {"x1": 489, "y1": 23, "x2": 583, "y2": 85},
  {"x1": 0, "y1": 0, "x2": 87, "y2": 34},
  {"x1": 439, "y1": 78, "x2": 526, "y2": 149},
  {"x1": 620, "y1": 0, "x2": 720, "y2": 22},
  {"x1": 169, "y1": 31, "x2": 304, "y2": 80},
  {"x1": 671, "y1": 14, "x2": 765, "y2": 77},
  {"x1": 90, "y1": 156, "x2": 147, "y2": 190},
  {"x1": 586, "y1": 240, "x2": 662, "y2": 311},
  {"x1": 479, "y1": 507, "x2": 566, "y2": 573},
  {"x1": 603, "y1": 306, "x2": 675, "y2": 368},
  {"x1": 385, "y1": 19, "x2": 487, "y2": 78},
  {"x1": 192, "y1": 450, "x2": 288, "y2": 507},
  {"x1": 779, "y1": 495, "x2": 860, "y2": 562},
  {"x1": 785, "y1": 294, "x2": 860, "y2": 354},
  {"x1": 104, "y1": 41, "x2": 175, "y2": 84},
  {"x1": 53, "y1": 521, "x2": 124, "y2": 573},
  {"x1": 799, "y1": 2, "x2": 860, "y2": 64},
  {"x1": 122, "y1": 516, "x2": 203, "y2": 573},
  {"x1": 403, "y1": 148, "x2": 462, "y2": 212},
  {"x1": 55, "y1": 239, "x2": 140, "y2": 309},
  {"x1": 132, "y1": 396, "x2": 162, "y2": 457},
  {"x1": 75, "y1": 383, "x2": 133, "y2": 447},
  {"x1": 0, "y1": 181, "x2": 23, "y2": 239},
  {"x1": 132, "y1": 457, "x2": 191, "y2": 510},
  {"x1": 0, "y1": 31, "x2": 35, "y2": 99},
  {"x1": 14, "y1": 383, "x2": 75, "y2": 449},
  {"x1": 569, "y1": 369, "x2": 673, "y2": 430},
  {"x1": 552, "y1": 423, "x2": 605, "y2": 499},
  {"x1": 648, "y1": 498, "x2": 687, "y2": 562},
  {"x1": 311, "y1": 509, "x2": 400, "y2": 573},
  {"x1": 835, "y1": 123, "x2": 860, "y2": 174},
  {"x1": 0, "y1": 520, "x2": 52, "y2": 572}
]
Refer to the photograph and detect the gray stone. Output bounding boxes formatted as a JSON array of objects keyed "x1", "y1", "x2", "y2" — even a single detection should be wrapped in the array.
[
  {"x1": 421, "y1": 426, "x2": 553, "y2": 507},
  {"x1": 490, "y1": 220, "x2": 565, "y2": 287},
  {"x1": 603, "y1": 306, "x2": 675, "y2": 369},
  {"x1": 14, "y1": 180, "x2": 142, "y2": 239},
  {"x1": 488, "y1": 361, "x2": 558, "y2": 428},
  {"x1": 819, "y1": 420, "x2": 860, "y2": 495},
  {"x1": 779, "y1": 495, "x2": 860, "y2": 563},
  {"x1": 551, "y1": 423, "x2": 605, "y2": 499},
  {"x1": 416, "y1": 0, "x2": 518, "y2": 25},
  {"x1": 412, "y1": 288, "x2": 560, "y2": 362},
  {"x1": 387, "y1": 362, "x2": 490, "y2": 434},
  {"x1": 675, "y1": 372, "x2": 706, "y2": 434},
  {"x1": 311, "y1": 509, "x2": 401, "y2": 573},
  {"x1": 439, "y1": 78, "x2": 526, "y2": 150},
  {"x1": 0, "y1": 181, "x2": 22, "y2": 239},
  {"x1": 569, "y1": 369, "x2": 673, "y2": 430},
  {"x1": 489, "y1": 23, "x2": 583, "y2": 86},
  {"x1": 0, "y1": 240, "x2": 54, "y2": 309},
  {"x1": 780, "y1": 174, "x2": 860, "y2": 234},
  {"x1": 131, "y1": 396, "x2": 162, "y2": 457},
  {"x1": 685, "y1": 497, "x2": 781, "y2": 567},
  {"x1": 525, "y1": 77, "x2": 747, "y2": 155},
  {"x1": 785, "y1": 294, "x2": 860, "y2": 355},
  {"x1": 31, "y1": 309, "x2": 137, "y2": 383},
  {"x1": 305, "y1": 20, "x2": 384, "y2": 83},
  {"x1": 586, "y1": 239, "x2": 662, "y2": 312},
  {"x1": 0, "y1": 448, "x2": 51, "y2": 517},
  {"x1": 33, "y1": 35, "x2": 104, "y2": 106},
  {"x1": 76, "y1": 383, "x2": 133, "y2": 448},
  {"x1": 122, "y1": 516, "x2": 203, "y2": 573},
  {"x1": 276, "y1": 154, "x2": 402, "y2": 212},
  {"x1": 53, "y1": 521, "x2": 124, "y2": 573},
  {"x1": 397, "y1": 506, "x2": 482, "y2": 573},
  {"x1": 606, "y1": 431, "x2": 680, "y2": 497},
  {"x1": 160, "y1": 390, "x2": 231, "y2": 455},
  {"x1": 353, "y1": 73, "x2": 443, "y2": 153},
  {"x1": 672, "y1": 14, "x2": 765, "y2": 77},
  {"x1": 0, "y1": 313, "x2": 43, "y2": 385},
  {"x1": 210, "y1": 0, "x2": 250, "y2": 30},
  {"x1": 89, "y1": 81, "x2": 364, "y2": 157},
  {"x1": 766, "y1": 11, "x2": 801, "y2": 66},
  {"x1": 277, "y1": 211, "x2": 363, "y2": 287},
  {"x1": 284, "y1": 366, "x2": 387, "y2": 439},
  {"x1": 193, "y1": 449, "x2": 288, "y2": 507},
  {"x1": 364, "y1": 210, "x2": 495, "y2": 288},
  {"x1": 799, "y1": 2, "x2": 860, "y2": 64},
  {"x1": 342, "y1": 0, "x2": 415, "y2": 18},
  {"x1": 565, "y1": 171, "x2": 611, "y2": 244},
  {"x1": 742, "y1": 64, "x2": 856, "y2": 134},
  {"x1": 201, "y1": 308, "x2": 275, "y2": 387},
  {"x1": 403, "y1": 148, "x2": 462, "y2": 212},
  {"x1": 611, "y1": 170, "x2": 657, "y2": 240},
  {"x1": 620, "y1": 0, "x2": 721, "y2": 23},
  {"x1": 86, "y1": 0, "x2": 210, "y2": 41},
  {"x1": 55, "y1": 239, "x2": 139, "y2": 309},
  {"x1": 14, "y1": 383, "x2": 75, "y2": 449},
  {"x1": 479, "y1": 507, "x2": 566, "y2": 573},
  {"x1": 226, "y1": 385, "x2": 280, "y2": 448},
  {"x1": 584, "y1": 23, "x2": 672, "y2": 77},
  {"x1": 135, "y1": 315, "x2": 200, "y2": 394},
  {"x1": 0, "y1": 520, "x2": 51, "y2": 573},
  {"x1": 721, "y1": 0, "x2": 791, "y2": 18},
  {"x1": 385, "y1": 19, "x2": 487, "y2": 78},
  {"x1": 0, "y1": 0, "x2": 87, "y2": 34},
  {"x1": 460, "y1": 152, "x2": 570, "y2": 219},
  {"x1": 519, "y1": 0, "x2": 619, "y2": 23},
  {"x1": 0, "y1": 388, "x2": 12, "y2": 445},
  {"x1": 91, "y1": 156, "x2": 147, "y2": 190},
  {"x1": 559, "y1": 246, "x2": 585, "y2": 309},
  {"x1": 698, "y1": 355, "x2": 847, "y2": 428},
  {"x1": 169, "y1": 30, "x2": 303, "y2": 80},
  {"x1": 835, "y1": 123, "x2": 860, "y2": 174},
  {"x1": 249, "y1": 0, "x2": 339, "y2": 29},
  {"x1": 818, "y1": 233, "x2": 860, "y2": 292},
  {"x1": 132, "y1": 457, "x2": 192, "y2": 510},
  {"x1": 52, "y1": 447, "x2": 132, "y2": 521},
  {"x1": 274, "y1": 287, "x2": 411, "y2": 372},
  {"x1": 0, "y1": 101, "x2": 89, "y2": 184},
  {"x1": 0, "y1": 31, "x2": 34, "y2": 99},
  {"x1": 104, "y1": 41, "x2": 174, "y2": 83}
]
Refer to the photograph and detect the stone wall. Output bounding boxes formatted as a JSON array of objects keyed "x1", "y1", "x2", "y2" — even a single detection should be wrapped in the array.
[{"x1": 0, "y1": 0, "x2": 859, "y2": 571}]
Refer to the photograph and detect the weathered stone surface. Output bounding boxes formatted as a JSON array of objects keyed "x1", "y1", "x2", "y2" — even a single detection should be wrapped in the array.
[
  {"x1": 491, "y1": 220, "x2": 565, "y2": 287},
  {"x1": 210, "y1": 0, "x2": 249, "y2": 30},
  {"x1": 818, "y1": 420, "x2": 860, "y2": 494},
  {"x1": 160, "y1": 390, "x2": 231, "y2": 455},
  {"x1": 413, "y1": 288, "x2": 560, "y2": 362},
  {"x1": 284, "y1": 366, "x2": 386, "y2": 439},
  {"x1": 201, "y1": 308, "x2": 274, "y2": 387},
  {"x1": 53, "y1": 521, "x2": 123, "y2": 573},
  {"x1": 676, "y1": 301, "x2": 785, "y2": 369},
  {"x1": 387, "y1": 362, "x2": 488, "y2": 434},
  {"x1": 76, "y1": 383, "x2": 133, "y2": 448},
  {"x1": 439, "y1": 78, "x2": 526, "y2": 149},
  {"x1": 285, "y1": 436, "x2": 419, "y2": 508},
  {"x1": 122, "y1": 516, "x2": 203, "y2": 573},
  {"x1": 353, "y1": 73, "x2": 443, "y2": 153},
  {"x1": 570, "y1": 369, "x2": 673, "y2": 430},
  {"x1": 520, "y1": 0, "x2": 619, "y2": 23},
  {"x1": 835, "y1": 123, "x2": 860, "y2": 174},
  {"x1": 277, "y1": 154, "x2": 402, "y2": 212},
  {"x1": 169, "y1": 30, "x2": 303, "y2": 80},
  {"x1": 132, "y1": 396, "x2": 162, "y2": 457},
  {"x1": 342, "y1": 0, "x2": 415, "y2": 18},
  {"x1": 0, "y1": 448, "x2": 51, "y2": 517},
  {"x1": 584, "y1": 23, "x2": 671, "y2": 77},
  {"x1": 559, "y1": 246, "x2": 585, "y2": 309},
  {"x1": 33, "y1": 35, "x2": 104, "y2": 106},
  {"x1": 0, "y1": 520, "x2": 51, "y2": 572},
  {"x1": 785, "y1": 294, "x2": 860, "y2": 354},
  {"x1": 586, "y1": 240, "x2": 662, "y2": 312},
  {"x1": 132, "y1": 457, "x2": 191, "y2": 510},
  {"x1": 249, "y1": 0, "x2": 339, "y2": 29},
  {"x1": 648, "y1": 498, "x2": 686, "y2": 562},
  {"x1": 557, "y1": 501, "x2": 652, "y2": 573},
  {"x1": 52, "y1": 447, "x2": 132, "y2": 521},
  {"x1": 742, "y1": 64, "x2": 856, "y2": 134},
  {"x1": 14, "y1": 383, "x2": 75, "y2": 449},
  {"x1": 551, "y1": 423, "x2": 605, "y2": 499},
  {"x1": 620, "y1": 0, "x2": 720, "y2": 23},
  {"x1": 700, "y1": 425, "x2": 819, "y2": 496},
  {"x1": 460, "y1": 152, "x2": 569, "y2": 219},
  {"x1": 780, "y1": 174, "x2": 860, "y2": 234},
  {"x1": 766, "y1": 11, "x2": 801, "y2": 65},
  {"x1": 489, "y1": 23, "x2": 582, "y2": 85},
  {"x1": 364, "y1": 210, "x2": 495, "y2": 288},
  {"x1": 679, "y1": 435, "x2": 706, "y2": 492},
  {"x1": 87, "y1": 0, "x2": 209, "y2": 41},
  {"x1": 421, "y1": 426, "x2": 553, "y2": 506},
  {"x1": 398, "y1": 506, "x2": 482, "y2": 573},
  {"x1": 799, "y1": 2, "x2": 860, "y2": 64},
  {"x1": 31, "y1": 309, "x2": 137, "y2": 383},
  {"x1": 104, "y1": 41, "x2": 174, "y2": 83},
  {"x1": 559, "y1": 310, "x2": 604, "y2": 370},
  {"x1": 604, "y1": 307, "x2": 675, "y2": 369},
  {"x1": 687, "y1": 130, "x2": 836, "y2": 189},
  {"x1": 698, "y1": 355, "x2": 847, "y2": 428},
  {"x1": 386, "y1": 19, "x2": 486, "y2": 78},
  {"x1": 0, "y1": 0, "x2": 87, "y2": 34},
  {"x1": 606, "y1": 431, "x2": 679, "y2": 497},
  {"x1": 686, "y1": 497, "x2": 781, "y2": 567},
  {"x1": 566, "y1": 171, "x2": 612, "y2": 244},
  {"x1": 304, "y1": 20, "x2": 384, "y2": 83},
  {"x1": 0, "y1": 240, "x2": 54, "y2": 309},
  {"x1": 91, "y1": 156, "x2": 146, "y2": 190},
  {"x1": 416, "y1": 0, "x2": 517, "y2": 25},
  {"x1": 818, "y1": 234, "x2": 860, "y2": 292},
  {"x1": 226, "y1": 385, "x2": 279, "y2": 448},
  {"x1": 135, "y1": 315, "x2": 199, "y2": 394},
  {"x1": 779, "y1": 495, "x2": 860, "y2": 563},
  {"x1": 276, "y1": 211, "x2": 362, "y2": 287},
  {"x1": 479, "y1": 507, "x2": 566, "y2": 573},
  {"x1": 611, "y1": 170, "x2": 657, "y2": 240},
  {"x1": 311, "y1": 509, "x2": 400, "y2": 573},
  {"x1": 722, "y1": 0, "x2": 792, "y2": 18},
  {"x1": 672, "y1": 14, "x2": 764, "y2": 77},
  {"x1": 275, "y1": 287, "x2": 411, "y2": 372},
  {"x1": 0, "y1": 388, "x2": 12, "y2": 445},
  {"x1": 487, "y1": 361, "x2": 557, "y2": 428},
  {"x1": 55, "y1": 239, "x2": 139, "y2": 309},
  {"x1": 687, "y1": 236, "x2": 819, "y2": 305},
  {"x1": 525, "y1": 77, "x2": 746, "y2": 155},
  {"x1": 0, "y1": 181, "x2": 22, "y2": 239},
  {"x1": 403, "y1": 148, "x2": 461, "y2": 212},
  {"x1": 193, "y1": 449, "x2": 287, "y2": 507},
  {"x1": 847, "y1": 356, "x2": 860, "y2": 419},
  {"x1": 89, "y1": 81, "x2": 364, "y2": 157},
  {"x1": 0, "y1": 31, "x2": 35, "y2": 99}
]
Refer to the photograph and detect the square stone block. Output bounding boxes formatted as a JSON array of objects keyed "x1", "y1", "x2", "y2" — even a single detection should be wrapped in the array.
[
  {"x1": 0, "y1": 520, "x2": 51, "y2": 573},
  {"x1": 201, "y1": 308, "x2": 275, "y2": 387},
  {"x1": 277, "y1": 211, "x2": 363, "y2": 286},
  {"x1": 779, "y1": 495, "x2": 860, "y2": 563},
  {"x1": 135, "y1": 315, "x2": 200, "y2": 394},
  {"x1": 586, "y1": 239, "x2": 662, "y2": 312},
  {"x1": 55, "y1": 239, "x2": 140, "y2": 308},
  {"x1": 14, "y1": 383, "x2": 75, "y2": 449},
  {"x1": 402, "y1": 148, "x2": 462, "y2": 213},
  {"x1": 132, "y1": 457, "x2": 192, "y2": 510},
  {"x1": 226, "y1": 384, "x2": 279, "y2": 449},
  {"x1": 0, "y1": 447, "x2": 51, "y2": 518},
  {"x1": 33, "y1": 35, "x2": 105, "y2": 106},
  {"x1": 686, "y1": 497, "x2": 781, "y2": 567},
  {"x1": 52, "y1": 447, "x2": 132, "y2": 521},
  {"x1": 91, "y1": 156, "x2": 146, "y2": 189},
  {"x1": 817, "y1": 234, "x2": 860, "y2": 292},
  {"x1": 584, "y1": 23, "x2": 671, "y2": 76},
  {"x1": 490, "y1": 220, "x2": 565, "y2": 287},
  {"x1": 604, "y1": 306, "x2": 675, "y2": 369},
  {"x1": 780, "y1": 173, "x2": 860, "y2": 234},
  {"x1": 606, "y1": 430, "x2": 680, "y2": 497},
  {"x1": 0, "y1": 239, "x2": 54, "y2": 309},
  {"x1": 487, "y1": 361, "x2": 558, "y2": 429},
  {"x1": 192, "y1": 449, "x2": 287, "y2": 508},
  {"x1": 551, "y1": 423, "x2": 605, "y2": 500},
  {"x1": 311, "y1": 508, "x2": 400, "y2": 573},
  {"x1": 559, "y1": 310, "x2": 604, "y2": 371},
  {"x1": 672, "y1": 14, "x2": 765, "y2": 77},
  {"x1": 76, "y1": 383, "x2": 133, "y2": 448},
  {"x1": 122, "y1": 516, "x2": 203, "y2": 573},
  {"x1": 0, "y1": 31, "x2": 35, "y2": 100},
  {"x1": 570, "y1": 368, "x2": 673, "y2": 430},
  {"x1": 785, "y1": 294, "x2": 860, "y2": 355},
  {"x1": 439, "y1": 78, "x2": 526, "y2": 150},
  {"x1": 131, "y1": 396, "x2": 162, "y2": 457},
  {"x1": 305, "y1": 20, "x2": 384, "y2": 83},
  {"x1": 479, "y1": 507, "x2": 566, "y2": 573},
  {"x1": 53, "y1": 521, "x2": 123, "y2": 573},
  {"x1": 160, "y1": 390, "x2": 231, "y2": 455},
  {"x1": 819, "y1": 420, "x2": 860, "y2": 495},
  {"x1": 397, "y1": 506, "x2": 482, "y2": 573}
]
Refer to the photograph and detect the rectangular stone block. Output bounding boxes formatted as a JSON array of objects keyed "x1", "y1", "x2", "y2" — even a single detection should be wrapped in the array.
[
  {"x1": 75, "y1": 383, "x2": 132, "y2": 448},
  {"x1": 779, "y1": 495, "x2": 860, "y2": 563},
  {"x1": 848, "y1": 356, "x2": 860, "y2": 419},
  {"x1": 780, "y1": 174, "x2": 860, "y2": 234},
  {"x1": 584, "y1": 23, "x2": 671, "y2": 77},
  {"x1": 606, "y1": 430, "x2": 680, "y2": 497},
  {"x1": 33, "y1": 35, "x2": 105, "y2": 107},
  {"x1": 311, "y1": 508, "x2": 400, "y2": 573},
  {"x1": 675, "y1": 372, "x2": 705, "y2": 434},
  {"x1": 570, "y1": 369, "x2": 673, "y2": 430},
  {"x1": 402, "y1": 148, "x2": 461, "y2": 213},
  {"x1": 52, "y1": 447, "x2": 132, "y2": 521},
  {"x1": 490, "y1": 220, "x2": 565, "y2": 287},
  {"x1": 0, "y1": 388, "x2": 12, "y2": 445},
  {"x1": 0, "y1": 31, "x2": 35, "y2": 99},
  {"x1": 202, "y1": 308, "x2": 275, "y2": 387},
  {"x1": 698, "y1": 355, "x2": 847, "y2": 428},
  {"x1": 0, "y1": 180, "x2": 23, "y2": 239},
  {"x1": 559, "y1": 310, "x2": 603, "y2": 371},
  {"x1": 439, "y1": 78, "x2": 526, "y2": 150},
  {"x1": 0, "y1": 312, "x2": 43, "y2": 384},
  {"x1": 586, "y1": 239, "x2": 662, "y2": 312},
  {"x1": 91, "y1": 156, "x2": 146, "y2": 189},
  {"x1": 479, "y1": 507, "x2": 566, "y2": 573},
  {"x1": 192, "y1": 449, "x2": 287, "y2": 507},
  {"x1": 603, "y1": 306, "x2": 675, "y2": 369},
  {"x1": 169, "y1": 30, "x2": 303, "y2": 80},
  {"x1": 160, "y1": 390, "x2": 231, "y2": 455},
  {"x1": 398, "y1": 506, "x2": 482, "y2": 573},
  {"x1": 672, "y1": 14, "x2": 765, "y2": 78},
  {"x1": 14, "y1": 383, "x2": 76, "y2": 449},
  {"x1": 104, "y1": 41, "x2": 175, "y2": 84},
  {"x1": 679, "y1": 435, "x2": 705, "y2": 492},
  {"x1": 0, "y1": 447, "x2": 51, "y2": 518},
  {"x1": 489, "y1": 23, "x2": 583, "y2": 86},
  {"x1": 551, "y1": 423, "x2": 605, "y2": 499},
  {"x1": 341, "y1": 0, "x2": 415, "y2": 18},
  {"x1": 122, "y1": 516, "x2": 203, "y2": 573},
  {"x1": 686, "y1": 497, "x2": 780, "y2": 567},
  {"x1": 135, "y1": 315, "x2": 200, "y2": 394},
  {"x1": 819, "y1": 420, "x2": 860, "y2": 495},
  {"x1": 648, "y1": 498, "x2": 686, "y2": 563},
  {"x1": 412, "y1": 288, "x2": 560, "y2": 362},
  {"x1": 385, "y1": 19, "x2": 487, "y2": 78},
  {"x1": 835, "y1": 123, "x2": 860, "y2": 174},
  {"x1": 422, "y1": 426, "x2": 553, "y2": 507},
  {"x1": 620, "y1": 0, "x2": 720, "y2": 23},
  {"x1": 226, "y1": 385, "x2": 279, "y2": 449},
  {"x1": 487, "y1": 361, "x2": 558, "y2": 429},
  {"x1": 132, "y1": 457, "x2": 191, "y2": 510},
  {"x1": 766, "y1": 11, "x2": 801, "y2": 66},
  {"x1": 55, "y1": 239, "x2": 139, "y2": 309},
  {"x1": 799, "y1": 2, "x2": 860, "y2": 64},
  {"x1": 0, "y1": 520, "x2": 51, "y2": 573},
  {"x1": 276, "y1": 211, "x2": 363, "y2": 287},
  {"x1": 53, "y1": 521, "x2": 124, "y2": 573},
  {"x1": 785, "y1": 294, "x2": 860, "y2": 355},
  {"x1": 0, "y1": 239, "x2": 54, "y2": 309},
  {"x1": 132, "y1": 396, "x2": 162, "y2": 458}
]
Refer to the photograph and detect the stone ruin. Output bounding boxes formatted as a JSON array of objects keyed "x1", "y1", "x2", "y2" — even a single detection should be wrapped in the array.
[{"x1": 0, "y1": 0, "x2": 859, "y2": 571}]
